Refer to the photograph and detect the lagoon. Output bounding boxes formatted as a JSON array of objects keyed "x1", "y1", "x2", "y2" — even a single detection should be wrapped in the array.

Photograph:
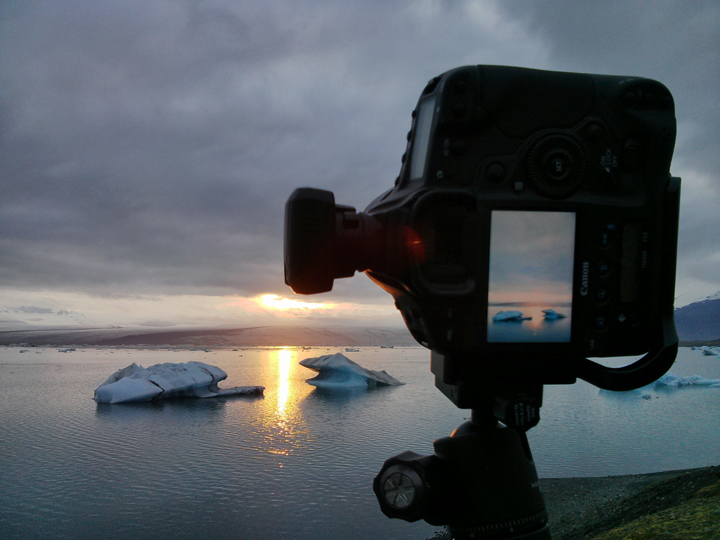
[{"x1": 0, "y1": 346, "x2": 718, "y2": 539}]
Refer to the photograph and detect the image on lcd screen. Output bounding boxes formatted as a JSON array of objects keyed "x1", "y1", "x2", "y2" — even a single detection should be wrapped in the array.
[{"x1": 487, "y1": 211, "x2": 575, "y2": 343}]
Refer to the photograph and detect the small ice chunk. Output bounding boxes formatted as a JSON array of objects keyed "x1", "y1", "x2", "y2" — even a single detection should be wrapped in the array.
[
  {"x1": 493, "y1": 311, "x2": 531, "y2": 322},
  {"x1": 299, "y1": 353, "x2": 404, "y2": 388},
  {"x1": 542, "y1": 309, "x2": 567, "y2": 319},
  {"x1": 94, "y1": 361, "x2": 264, "y2": 403}
]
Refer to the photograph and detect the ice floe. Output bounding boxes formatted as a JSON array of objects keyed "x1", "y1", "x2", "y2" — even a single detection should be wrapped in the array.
[
  {"x1": 654, "y1": 372, "x2": 720, "y2": 388},
  {"x1": 492, "y1": 310, "x2": 531, "y2": 322},
  {"x1": 94, "y1": 361, "x2": 264, "y2": 404},
  {"x1": 542, "y1": 309, "x2": 567, "y2": 319},
  {"x1": 299, "y1": 353, "x2": 403, "y2": 388}
]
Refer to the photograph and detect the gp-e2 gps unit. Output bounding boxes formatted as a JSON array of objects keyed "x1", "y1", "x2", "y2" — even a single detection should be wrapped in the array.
[{"x1": 284, "y1": 65, "x2": 680, "y2": 404}]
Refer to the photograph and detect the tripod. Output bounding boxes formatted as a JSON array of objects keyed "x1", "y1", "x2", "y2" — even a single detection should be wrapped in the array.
[{"x1": 374, "y1": 389, "x2": 552, "y2": 540}]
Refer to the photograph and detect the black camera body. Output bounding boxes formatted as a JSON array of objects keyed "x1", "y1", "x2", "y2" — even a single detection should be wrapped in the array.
[{"x1": 285, "y1": 65, "x2": 680, "y2": 405}]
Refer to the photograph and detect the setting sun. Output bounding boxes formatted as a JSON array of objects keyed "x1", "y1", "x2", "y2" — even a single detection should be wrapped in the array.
[{"x1": 259, "y1": 294, "x2": 335, "y2": 311}]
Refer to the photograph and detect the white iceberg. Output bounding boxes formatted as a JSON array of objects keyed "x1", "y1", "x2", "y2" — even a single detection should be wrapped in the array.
[
  {"x1": 699, "y1": 346, "x2": 718, "y2": 356},
  {"x1": 493, "y1": 310, "x2": 531, "y2": 322},
  {"x1": 542, "y1": 309, "x2": 567, "y2": 319},
  {"x1": 654, "y1": 372, "x2": 720, "y2": 388},
  {"x1": 299, "y1": 353, "x2": 404, "y2": 388},
  {"x1": 94, "y1": 361, "x2": 264, "y2": 404}
]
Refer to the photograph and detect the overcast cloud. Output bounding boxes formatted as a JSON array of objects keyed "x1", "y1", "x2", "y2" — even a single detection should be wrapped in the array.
[{"x1": 1, "y1": 0, "x2": 718, "y2": 327}]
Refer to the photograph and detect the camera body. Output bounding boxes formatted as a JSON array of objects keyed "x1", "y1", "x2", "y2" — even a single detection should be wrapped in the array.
[{"x1": 285, "y1": 65, "x2": 680, "y2": 404}]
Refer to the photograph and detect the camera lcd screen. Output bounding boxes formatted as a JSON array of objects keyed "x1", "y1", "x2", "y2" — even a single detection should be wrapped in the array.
[
  {"x1": 487, "y1": 210, "x2": 575, "y2": 343},
  {"x1": 410, "y1": 97, "x2": 436, "y2": 180}
]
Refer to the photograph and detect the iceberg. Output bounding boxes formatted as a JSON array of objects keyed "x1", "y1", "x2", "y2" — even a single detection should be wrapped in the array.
[
  {"x1": 94, "y1": 361, "x2": 264, "y2": 404},
  {"x1": 699, "y1": 346, "x2": 719, "y2": 356},
  {"x1": 654, "y1": 372, "x2": 720, "y2": 388},
  {"x1": 542, "y1": 309, "x2": 567, "y2": 319},
  {"x1": 493, "y1": 310, "x2": 531, "y2": 322},
  {"x1": 299, "y1": 353, "x2": 404, "y2": 388}
]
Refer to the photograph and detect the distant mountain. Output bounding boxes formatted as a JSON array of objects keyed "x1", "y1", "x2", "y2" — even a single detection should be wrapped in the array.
[
  {"x1": 0, "y1": 325, "x2": 418, "y2": 347},
  {"x1": 675, "y1": 292, "x2": 720, "y2": 342}
]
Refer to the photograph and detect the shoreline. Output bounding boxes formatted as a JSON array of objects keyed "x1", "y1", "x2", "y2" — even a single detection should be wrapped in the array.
[{"x1": 540, "y1": 465, "x2": 720, "y2": 539}]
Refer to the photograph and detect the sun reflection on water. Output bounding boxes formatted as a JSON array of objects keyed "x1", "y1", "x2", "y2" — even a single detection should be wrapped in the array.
[
  {"x1": 264, "y1": 348, "x2": 314, "y2": 465},
  {"x1": 277, "y1": 348, "x2": 292, "y2": 417}
]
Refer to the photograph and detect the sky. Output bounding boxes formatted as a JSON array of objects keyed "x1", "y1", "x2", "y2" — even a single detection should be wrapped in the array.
[
  {"x1": 1, "y1": 0, "x2": 718, "y2": 329},
  {"x1": 488, "y1": 211, "x2": 575, "y2": 305}
]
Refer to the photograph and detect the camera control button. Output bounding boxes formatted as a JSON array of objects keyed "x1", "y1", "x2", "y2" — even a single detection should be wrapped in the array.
[
  {"x1": 598, "y1": 231, "x2": 614, "y2": 249},
  {"x1": 595, "y1": 288, "x2": 610, "y2": 304},
  {"x1": 486, "y1": 162, "x2": 506, "y2": 183},
  {"x1": 545, "y1": 151, "x2": 572, "y2": 181},
  {"x1": 594, "y1": 314, "x2": 609, "y2": 332},
  {"x1": 586, "y1": 123, "x2": 604, "y2": 143},
  {"x1": 619, "y1": 312, "x2": 641, "y2": 326},
  {"x1": 597, "y1": 259, "x2": 611, "y2": 277}
]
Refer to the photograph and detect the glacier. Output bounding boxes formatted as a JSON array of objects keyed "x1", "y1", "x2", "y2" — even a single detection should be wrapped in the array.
[
  {"x1": 299, "y1": 353, "x2": 404, "y2": 388},
  {"x1": 94, "y1": 361, "x2": 264, "y2": 404}
]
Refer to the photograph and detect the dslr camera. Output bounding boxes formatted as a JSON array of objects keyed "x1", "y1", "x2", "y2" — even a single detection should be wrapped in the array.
[{"x1": 286, "y1": 65, "x2": 679, "y2": 402}]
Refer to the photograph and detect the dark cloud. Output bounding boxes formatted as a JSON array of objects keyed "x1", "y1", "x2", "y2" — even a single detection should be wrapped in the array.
[{"x1": 0, "y1": 0, "x2": 718, "y2": 309}]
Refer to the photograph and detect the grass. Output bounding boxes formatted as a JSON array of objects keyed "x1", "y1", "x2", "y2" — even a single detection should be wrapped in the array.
[{"x1": 592, "y1": 481, "x2": 720, "y2": 540}]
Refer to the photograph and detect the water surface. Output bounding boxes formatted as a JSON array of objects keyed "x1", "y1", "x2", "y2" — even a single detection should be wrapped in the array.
[{"x1": 1, "y1": 346, "x2": 717, "y2": 539}]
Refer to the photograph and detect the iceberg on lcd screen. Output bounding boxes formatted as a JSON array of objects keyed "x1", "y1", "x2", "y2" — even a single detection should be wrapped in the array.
[
  {"x1": 492, "y1": 310, "x2": 532, "y2": 322},
  {"x1": 94, "y1": 361, "x2": 264, "y2": 404},
  {"x1": 299, "y1": 353, "x2": 404, "y2": 388},
  {"x1": 542, "y1": 309, "x2": 567, "y2": 319}
]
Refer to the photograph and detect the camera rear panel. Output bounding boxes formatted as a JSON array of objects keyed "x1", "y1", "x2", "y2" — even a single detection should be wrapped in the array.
[{"x1": 365, "y1": 65, "x2": 679, "y2": 386}]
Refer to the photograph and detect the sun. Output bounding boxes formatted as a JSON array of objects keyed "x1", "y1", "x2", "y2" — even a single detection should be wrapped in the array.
[{"x1": 259, "y1": 294, "x2": 335, "y2": 311}]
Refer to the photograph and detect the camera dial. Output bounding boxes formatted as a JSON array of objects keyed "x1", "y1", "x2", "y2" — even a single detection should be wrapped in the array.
[{"x1": 527, "y1": 134, "x2": 587, "y2": 198}]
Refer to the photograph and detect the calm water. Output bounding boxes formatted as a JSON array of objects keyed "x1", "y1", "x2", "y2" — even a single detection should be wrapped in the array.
[{"x1": 1, "y1": 346, "x2": 718, "y2": 539}]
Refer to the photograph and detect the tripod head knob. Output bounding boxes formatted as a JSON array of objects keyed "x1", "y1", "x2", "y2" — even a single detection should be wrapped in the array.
[{"x1": 373, "y1": 451, "x2": 433, "y2": 522}]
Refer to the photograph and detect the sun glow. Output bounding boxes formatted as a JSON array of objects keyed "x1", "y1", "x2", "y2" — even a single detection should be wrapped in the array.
[{"x1": 259, "y1": 294, "x2": 335, "y2": 311}]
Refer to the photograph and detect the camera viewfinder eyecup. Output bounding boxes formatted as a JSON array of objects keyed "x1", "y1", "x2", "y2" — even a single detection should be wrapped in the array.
[{"x1": 284, "y1": 187, "x2": 381, "y2": 294}]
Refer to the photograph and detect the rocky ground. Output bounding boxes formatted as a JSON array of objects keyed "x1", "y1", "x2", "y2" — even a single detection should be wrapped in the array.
[
  {"x1": 542, "y1": 465, "x2": 720, "y2": 539},
  {"x1": 430, "y1": 465, "x2": 720, "y2": 539}
]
